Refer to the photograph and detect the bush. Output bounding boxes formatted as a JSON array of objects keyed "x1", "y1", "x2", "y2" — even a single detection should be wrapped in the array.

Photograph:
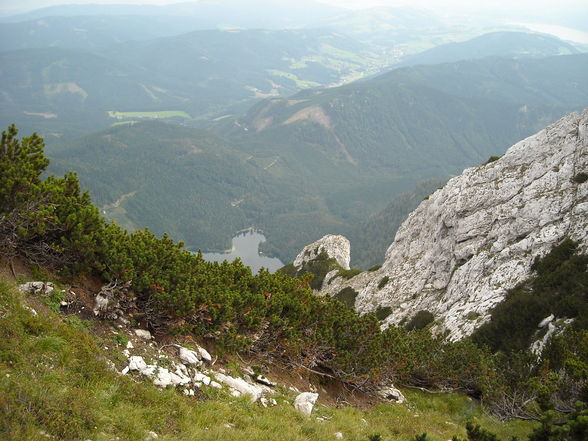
[
  {"x1": 406, "y1": 311, "x2": 434, "y2": 331},
  {"x1": 334, "y1": 287, "x2": 359, "y2": 309},
  {"x1": 484, "y1": 155, "x2": 501, "y2": 165}
]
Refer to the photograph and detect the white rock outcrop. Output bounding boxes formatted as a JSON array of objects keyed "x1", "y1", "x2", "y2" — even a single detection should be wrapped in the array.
[
  {"x1": 293, "y1": 235, "x2": 351, "y2": 271},
  {"x1": 179, "y1": 347, "x2": 202, "y2": 366},
  {"x1": 18, "y1": 281, "x2": 54, "y2": 296},
  {"x1": 318, "y1": 109, "x2": 588, "y2": 340},
  {"x1": 214, "y1": 373, "x2": 271, "y2": 402},
  {"x1": 294, "y1": 392, "x2": 319, "y2": 416},
  {"x1": 376, "y1": 385, "x2": 405, "y2": 404},
  {"x1": 134, "y1": 329, "x2": 152, "y2": 340}
]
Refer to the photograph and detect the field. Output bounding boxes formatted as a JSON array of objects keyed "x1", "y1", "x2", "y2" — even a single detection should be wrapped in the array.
[{"x1": 108, "y1": 110, "x2": 191, "y2": 120}]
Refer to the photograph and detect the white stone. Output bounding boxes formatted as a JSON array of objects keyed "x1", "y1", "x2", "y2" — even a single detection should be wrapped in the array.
[
  {"x1": 121, "y1": 366, "x2": 130, "y2": 375},
  {"x1": 128, "y1": 356, "x2": 148, "y2": 372},
  {"x1": 196, "y1": 345, "x2": 212, "y2": 363},
  {"x1": 538, "y1": 314, "x2": 555, "y2": 328},
  {"x1": 314, "y1": 110, "x2": 588, "y2": 341},
  {"x1": 93, "y1": 293, "x2": 109, "y2": 316},
  {"x1": 294, "y1": 392, "x2": 319, "y2": 416},
  {"x1": 214, "y1": 373, "x2": 264, "y2": 402},
  {"x1": 126, "y1": 341, "x2": 134, "y2": 349},
  {"x1": 153, "y1": 368, "x2": 173, "y2": 388},
  {"x1": 210, "y1": 381, "x2": 222, "y2": 389},
  {"x1": 179, "y1": 347, "x2": 202, "y2": 366},
  {"x1": 335, "y1": 432, "x2": 344, "y2": 439},
  {"x1": 376, "y1": 385, "x2": 405, "y2": 403},
  {"x1": 194, "y1": 373, "x2": 211, "y2": 386},
  {"x1": 18, "y1": 281, "x2": 54, "y2": 296},
  {"x1": 255, "y1": 375, "x2": 276, "y2": 387},
  {"x1": 134, "y1": 329, "x2": 152, "y2": 340},
  {"x1": 293, "y1": 235, "x2": 351, "y2": 271}
]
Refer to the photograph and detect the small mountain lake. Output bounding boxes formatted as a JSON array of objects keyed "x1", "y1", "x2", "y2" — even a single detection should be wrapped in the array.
[{"x1": 202, "y1": 230, "x2": 283, "y2": 273}]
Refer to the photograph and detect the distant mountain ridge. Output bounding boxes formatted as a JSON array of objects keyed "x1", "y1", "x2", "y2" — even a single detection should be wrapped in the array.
[
  {"x1": 398, "y1": 31, "x2": 581, "y2": 67},
  {"x1": 0, "y1": 28, "x2": 395, "y2": 138}
]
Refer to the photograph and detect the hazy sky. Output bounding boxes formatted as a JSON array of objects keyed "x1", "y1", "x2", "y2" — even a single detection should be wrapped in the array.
[{"x1": 2, "y1": 0, "x2": 587, "y2": 15}]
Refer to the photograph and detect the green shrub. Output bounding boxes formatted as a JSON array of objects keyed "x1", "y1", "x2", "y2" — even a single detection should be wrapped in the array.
[
  {"x1": 484, "y1": 155, "x2": 501, "y2": 165},
  {"x1": 334, "y1": 287, "x2": 359, "y2": 309},
  {"x1": 375, "y1": 306, "x2": 392, "y2": 321},
  {"x1": 338, "y1": 268, "x2": 363, "y2": 279},
  {"x1": 472, "y1": 238, "x2": 588, "y2": 353},
  {"x1": 378, "y1": 276, "x2": 390, "y2": 289},
  {"x1": 405, "y1": 311, "x2": 434, "y2": 331}
]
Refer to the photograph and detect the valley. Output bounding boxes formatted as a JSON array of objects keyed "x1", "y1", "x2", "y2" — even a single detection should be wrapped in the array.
[{"x1": 1, "y1": 1, "x2": 587, "y2": 439}]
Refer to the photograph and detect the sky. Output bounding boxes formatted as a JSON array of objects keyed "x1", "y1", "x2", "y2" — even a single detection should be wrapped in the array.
[
  {"x1": 1, "y1": 0, "x2": 587, "y2": 15},
  {"x1": 1, "y1": 0, "x2": 587, "y2": 37}
]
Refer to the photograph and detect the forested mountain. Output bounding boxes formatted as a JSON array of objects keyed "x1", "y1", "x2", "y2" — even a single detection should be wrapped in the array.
[
  {"x1": 0, "y1": 28, "x2": 395, "y2": 139},
  {"x1": 0, "y1": 0, "x2": 343, "y2": 28},
  {"x1": 398, "y1": 31, "x2": 582, "y2": 67},
  {"x1": 49, "y1": 121, "x2": 272, "y2": 252},
  {"x1": 50, "y1": 54, "x2": 588, "y2": 264},
  {"x1": 347, "y1": 178, "x2": 448, "y2": 268}
]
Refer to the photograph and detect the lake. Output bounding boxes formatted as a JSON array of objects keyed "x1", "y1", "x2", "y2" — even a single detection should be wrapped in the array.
[{"x1": 202, "y1": 230, "x2": 284, "y2": 273}]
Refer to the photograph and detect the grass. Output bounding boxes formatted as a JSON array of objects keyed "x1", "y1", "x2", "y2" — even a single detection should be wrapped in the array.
[
  {"x1": 107, "y1": 110, "x2": 191, "y2": 120},
  {"x1": 266, "y1": 70, "x2": 321, "y2": 89},
  {"x1": 0, "y1": 280, "x2": 536, "y2": 440}
]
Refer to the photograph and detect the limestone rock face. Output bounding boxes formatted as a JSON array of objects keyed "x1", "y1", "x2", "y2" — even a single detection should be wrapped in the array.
[
  {"x1": 293, "y1": 234, "x2": 351, "y2": 271},
  {"x1": 319, "y1": 109, "x2": 588, "y2": 340}
]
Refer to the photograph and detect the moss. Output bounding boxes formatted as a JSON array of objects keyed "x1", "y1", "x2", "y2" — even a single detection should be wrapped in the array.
[{"x1": 368, "y1": 265, "x2": 381, "y2": 272}]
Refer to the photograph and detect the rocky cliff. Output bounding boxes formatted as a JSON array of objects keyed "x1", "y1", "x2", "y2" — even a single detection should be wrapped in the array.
[{"x1": 311, "y1": 109, "x2": 588, "y2": 340}]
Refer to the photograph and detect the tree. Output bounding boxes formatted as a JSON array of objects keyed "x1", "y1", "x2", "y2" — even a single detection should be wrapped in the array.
[{"x1": 0, "y1": 124, "x2": 49, "y2": 213}]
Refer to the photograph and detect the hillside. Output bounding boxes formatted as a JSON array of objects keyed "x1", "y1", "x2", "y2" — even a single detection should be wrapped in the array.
[
  {"x1": 0, "y1": 279, "x2": 536, "y2": 441},
  {"x1": 398, "y1": 31, "x2": 581, "y2": 67},
  {"x1": 310, "y1": 109, "x2": 587, "y2": 341},
  {"x1": 1, "y1": 122, "x2": 584, "y2": 440},
  {"x1": 48, "y1": 54, "x2": 588, "y2": 264},
  {"x1": 0, "y1": 29, "x2": 396, "y2": 139}
]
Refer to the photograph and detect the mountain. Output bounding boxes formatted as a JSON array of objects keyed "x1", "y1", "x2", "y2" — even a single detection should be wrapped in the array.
[
  {"x1": 0, "y1": 15, "x2": 211, "y2": 51},
  {"x1": 319, "y1": 6, "x2": 446, "y2": 46},
  {"x1": 347, "y1": 178, "x2": 448, "y2": 268},
  {"x1": 48, "y1": 54, "x2": 588, "y2": 263},
  {"x1": 0, "y1": 0, "x2": 343, "y2": 28},
  {"x1": 48, "y1": 121, "x2": 275, "y2": 252},
  {"x1": 0, "y1": 29, "x2": 395, "y2": 138},
  {"x1": 307, "y1": 109, "x2": 588, "y2": 340},
  {"x1": 398, "y1": 31, "x2": 582, "y2": 67},
  {"x1": 229, "y1": 54, "x2": 587, "y2": 182}
]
